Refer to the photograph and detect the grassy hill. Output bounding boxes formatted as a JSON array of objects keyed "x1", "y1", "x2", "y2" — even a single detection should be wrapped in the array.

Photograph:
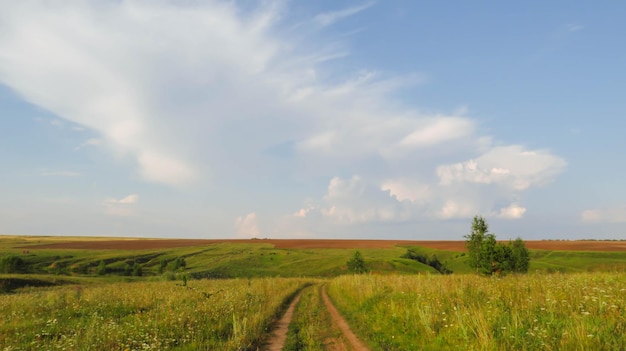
[{"x1": 2, "y1": 235, "x2": 626, "y2": 293}]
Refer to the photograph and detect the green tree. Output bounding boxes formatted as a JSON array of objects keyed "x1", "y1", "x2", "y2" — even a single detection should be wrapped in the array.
[
  {"x1": 347, "y1": 251, "x2": 367, "y2": 274},
  {"x1": 464, "y1": 216, "x2": 488, "y2": 271},
  {"x1": 464, "y1": 216, "x2": 530, "y2": 275},
  {"x1": 510, "y1": 238, "x2": 530, "y2": 273}
]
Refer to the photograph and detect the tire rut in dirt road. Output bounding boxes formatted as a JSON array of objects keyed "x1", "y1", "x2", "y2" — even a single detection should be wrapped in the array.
[
  {"x1": 262, "y1": 291, "x2": 303, "y2": 351},
  {"x1": 321, "y1": 286, "x2": 370, "y2": 351}
]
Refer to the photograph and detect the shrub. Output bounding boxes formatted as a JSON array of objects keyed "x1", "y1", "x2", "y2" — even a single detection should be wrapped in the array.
[
  {"x1": 132, "y1": 262, "x2": 142, "y2": 277},
  {"x1": 401, "y1": 249, "x2": 452, "y2": 274},
  {"x1": 96, "y1": 260, "x2": 107, "y2": 275},
  {"x1": 347, "y1": 251, "x2": 367, "y2": 274},
  {"x1": 0, "y1": 255, "x2": 26, "y2": 273}
]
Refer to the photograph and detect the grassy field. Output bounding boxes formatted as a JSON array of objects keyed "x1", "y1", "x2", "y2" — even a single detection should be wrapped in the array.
[
  {"x1": 2, "y1": 236, "x2": 626, "y2": 350},
  {"x1": 0, "y1": 277, "x2": 309, "y2": 350},
  {"x1": 327, "y1": 273, "x2": 626, "y2": 350},
  {"x1": 3, "y1": 236, "x2": 626, "y2": 287}
]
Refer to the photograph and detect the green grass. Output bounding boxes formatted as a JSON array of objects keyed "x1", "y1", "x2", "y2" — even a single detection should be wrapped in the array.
[
  {"x1": 0, "y1": 277, "x2": 310, "y2": 350},
  {"x1": 3, "y1": 236, "x2": 626, "y2": 350},
  {"x1": 327, "y1": 273, "x2": 626, "y2": 351},
  {"x1": 4, "y1": 236, "x2": 626, "y2": 281}
]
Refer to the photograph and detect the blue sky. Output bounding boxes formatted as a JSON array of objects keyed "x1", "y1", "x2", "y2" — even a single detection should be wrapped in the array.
[{"x1": 1, "y1": 1, "x2": 625, "y2": 240}]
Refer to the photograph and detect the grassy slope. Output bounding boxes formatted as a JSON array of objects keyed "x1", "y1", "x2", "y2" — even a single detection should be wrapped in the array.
[{"x1": 2, "y1": 237, "x2": 626, "y2": 286}]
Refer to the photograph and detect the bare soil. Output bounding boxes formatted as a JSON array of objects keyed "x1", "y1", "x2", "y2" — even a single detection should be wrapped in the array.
[
  {"x1": 321, "y1": 286, "x2": 370, "y2": 351},
  {"x1": 262, "y1": 291, "x2": 303, "y2": 351},
  {"x1": 22, "y1": 238, "x2": 626, "y2": 252}
]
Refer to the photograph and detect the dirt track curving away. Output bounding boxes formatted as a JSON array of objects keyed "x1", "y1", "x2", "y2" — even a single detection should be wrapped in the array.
[
  {"x1": 22, "y1": 238, "x2": 626, "y2": 252},
  {"x1": 262, "y1": 291, "x2": 303, "y2": 351},
  {"x1": 321, "y1": 286, "x2": 370, "y2": 351},
  {"x1": 262, "y1": 285, "x2": 369, "y2": 351}
]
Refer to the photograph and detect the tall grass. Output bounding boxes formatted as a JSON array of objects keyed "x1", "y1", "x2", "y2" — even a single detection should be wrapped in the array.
[
  {"x1": 327, "y1": 273, "x2": 626, "y2": 350},
  {"x1": 0, "y1": 278, "x2": 308, "y2": 350}
]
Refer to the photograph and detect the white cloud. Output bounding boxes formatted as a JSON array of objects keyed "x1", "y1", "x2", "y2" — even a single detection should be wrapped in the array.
[
  {"x1": 235, "y1": 212, "x2": 260, "y2": 238},
  {"x1": 496, "y1": 204, "x2": 527, "y2": 219},
  {"x1": 437, "y1": 145, "x2": 566, "y2": 190},
  {"x1": 581, "y1": 207, "x2": 626, "y2": 223},
  {"x1": 106, "y1": 194, "x2": 139, "y2": 205},
  {"x1": 0, "y1": 2, "x2": 569, "y2": 236},
  {"x1": 103, "y1": 194, "x2": 139, "y2": 216},
  {"x1": 565, "y1": 24, "x2": 584, "y2": 33},
  {"x1": 381, "y1": 179, "x2": 430, "y2": 203},
  {"x1": 438, "y1": 200, "x2": 478, "y2": 220},
  {"x1": 399, "y1": 117, "x2": 474, "y2": 148},
  {"x1": 292, "y1": 176, "x2": 413, "y2": 224},
  {"x1": 293, "y1": 144, "x2": 563, "y2": 224},
  {"x1": 314, "y1": 2, "x2": 375, "y2": 27},
  {"x1": 74, "y1": 138, "x2": 101, "y2": 151}
]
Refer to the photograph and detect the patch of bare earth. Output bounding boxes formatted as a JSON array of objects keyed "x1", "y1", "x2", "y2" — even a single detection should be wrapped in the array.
[
  {"x1": 18, "y1": 237, "x2": 626, "y2": 252},
  {"x1": 262, "y1": 291, "x2": 303, "y2": 351},
  {"x1": 322, "y1": 286, "x2": 370, "y2": 351}
]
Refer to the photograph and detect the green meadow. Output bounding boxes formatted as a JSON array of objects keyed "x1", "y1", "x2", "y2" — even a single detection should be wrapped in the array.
[{"x1": 2, "y1": 235, "x2": 626, "y2": 350}]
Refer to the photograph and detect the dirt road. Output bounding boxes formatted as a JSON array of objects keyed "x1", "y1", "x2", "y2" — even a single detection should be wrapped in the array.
[
  {"x1": 23, "y1": 238, "x2": 626, "y2": 252},
  {"x1": 263, "y1": 291, "x2": 303, "y2": 350},
  {"x1": 263, "y1": 285, "x2": 369, "y2": 351},
  {"x1": 321, "y1": 286, "x2": 370, "y2": 351}
]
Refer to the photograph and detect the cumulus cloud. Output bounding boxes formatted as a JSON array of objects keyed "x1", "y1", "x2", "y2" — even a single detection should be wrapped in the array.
[
  {"x1": 437, "y1": 145, "x2": 566, "y2": 190},
  {"x1": 496, "y1": 204, "x2": 527, "y2": 219},
  {"x1": 0, "y1": 2, "x2": 568, "y2": 235},
  {"x1": 381, "y1": 179, "x2": 430, "y2": 203},
  {"x1": 581, "y1": 207, "x2": 626, "y2": 223},
  {"x1": 104, "y1": 194, "x2": 139, "y2": 216},
  {"x1": 293, "y1": 176, "x2": 411, "y2": 224},
  {"x1": 235, "y1": 212, "x2": 260, "y2": 238},
  {"x1": 294, "y1": 143, "x2": 564, "y2": 224}
]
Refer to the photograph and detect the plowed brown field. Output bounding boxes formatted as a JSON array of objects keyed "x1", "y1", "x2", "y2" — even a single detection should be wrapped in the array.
[{"x1": 23, "y1": 238, "x2": 626, "y2": 252}]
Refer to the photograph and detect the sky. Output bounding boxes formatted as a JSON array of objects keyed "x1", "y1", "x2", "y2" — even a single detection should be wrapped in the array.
[{"x1": 1, "y1": 1, "x2": 625, "y2": 240}]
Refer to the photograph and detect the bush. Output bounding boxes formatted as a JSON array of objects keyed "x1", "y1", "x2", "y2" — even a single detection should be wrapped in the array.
[
  {"x1": 1, "y1": 255, "x2": 26, "y2": 273},
  {"x1": 170, "y1": 257, "x2": 186, "y2": 271},
  {"x1": 96, "y1": 260, "x2": 107, "y2": 275},
  {"x1": 401, "y1": 249, "x2": 452, "y2": 274},
  {"x1": 132, "y1": 262, "x2": 142, "y2": 277},
  {"x1": 347, "y1": 251, "x2": 367, "y2": 274}
]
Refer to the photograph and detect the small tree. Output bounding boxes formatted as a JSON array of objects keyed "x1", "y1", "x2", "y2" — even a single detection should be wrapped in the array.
[
  {"x1": 464, "y1": 216, "x2": 530, "y2": 275},
  {"x1": 465, "y1": 216, "x2": 488, "y2": 271},
  {"x1": 510, "y1": 238, "x2": 530, "y2": 273},
  {"x1": 347, "y1": 251, "x2": 367, "y2": 274}
]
